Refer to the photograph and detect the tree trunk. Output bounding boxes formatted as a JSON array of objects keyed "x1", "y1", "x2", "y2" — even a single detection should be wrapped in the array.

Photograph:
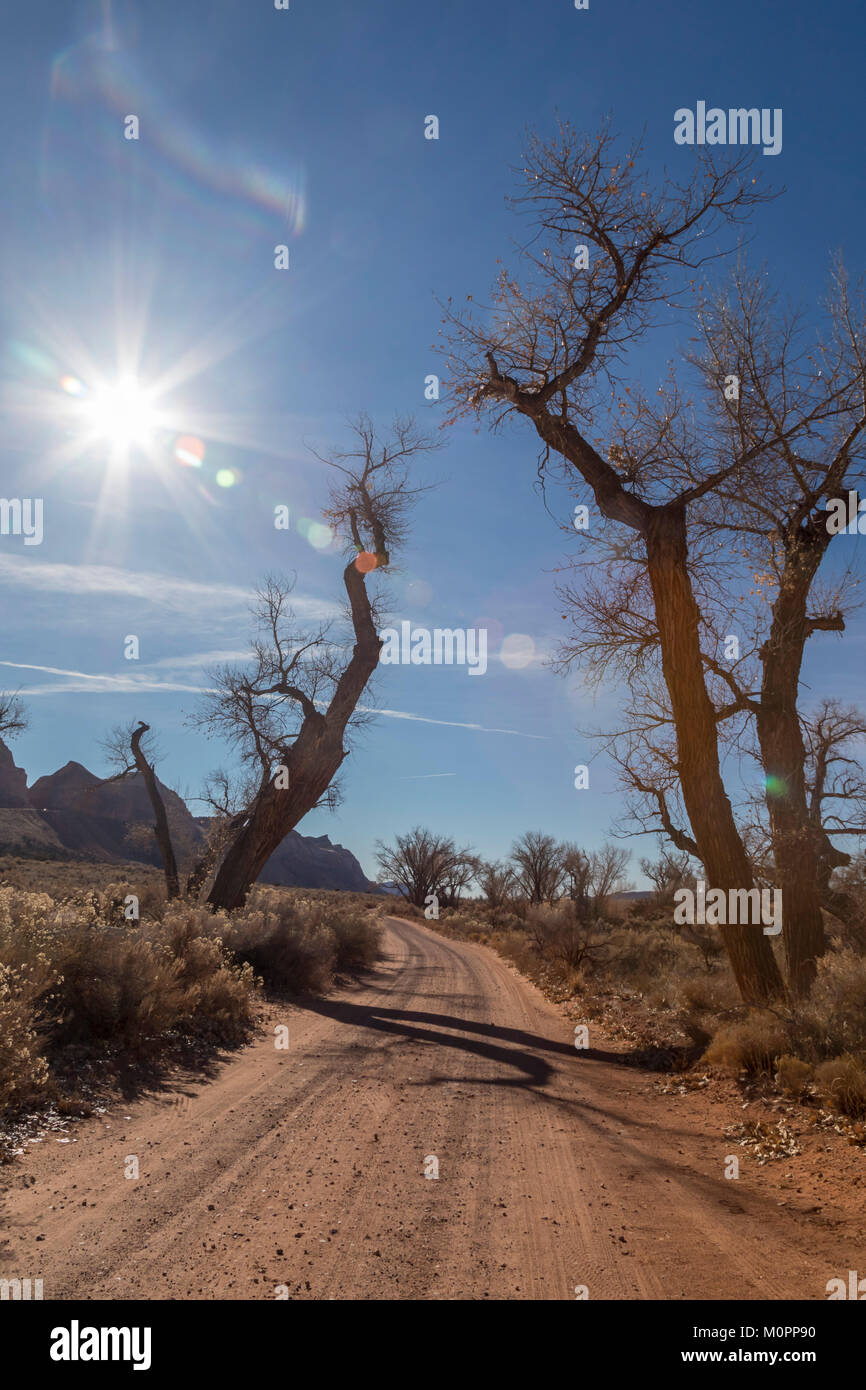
[
  {"x1": 207, "y1": 723, "x2": 344, "y2": 911},
  {"x1": 519, "y1": 408, "x2": 784, "y2": 1002},
  {"x1": 756, "y1": 547, "x2": 828, "y2": 996},
  {"x1": 131, "y1": 722, "x2": 180, "y2": 900},
  {"x1": 644, "y1": 508, "x2": 785, "y2": 1003}
]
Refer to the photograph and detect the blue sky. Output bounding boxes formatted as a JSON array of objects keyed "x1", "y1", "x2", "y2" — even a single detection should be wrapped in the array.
[{"x1": 1, "y1": 0, "x2": 864, "y2": 882}]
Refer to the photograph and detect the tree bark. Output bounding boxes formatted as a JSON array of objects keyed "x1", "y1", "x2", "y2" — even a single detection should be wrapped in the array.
[
  {"x1": 755, "y1": 531, "x2": 830, "y2": 995},
  {"x1": 514, "y1": 405, "x2": 784, "y2": 1001},
  {"x1": 643, "y1": 507, "x2": 785, "y2": 1003},
  {"x1": 130, "y1": 722, "x2": 180, "y2": 900}
]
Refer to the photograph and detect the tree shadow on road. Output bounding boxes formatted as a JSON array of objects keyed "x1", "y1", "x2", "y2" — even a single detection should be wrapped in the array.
[{"x1": 296, "y1": 995, "x2": 572, "y2": 1089}]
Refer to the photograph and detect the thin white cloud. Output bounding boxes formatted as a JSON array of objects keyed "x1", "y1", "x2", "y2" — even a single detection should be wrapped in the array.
[
  {"x1": 0, "y1": 661, "x2": 214, "y2": 695},
  {"x1": 146, "y1": 650, "x2": 251, "y2": 669},
  {"x1": 396, "y1": 772, "x2": 458, "y2": 780},
  {"x1": 0, "y1": 557, "x2": 338, "y2": 621},
  {"x1": 357, "y1": 704, "x2": 547, "y2": 739},
  {"x1": 1, "y1": 663, "x2": 546, "y2": 739},
  {"x1": 10, "y1": 680, "x2": 213, "y2": 695}
]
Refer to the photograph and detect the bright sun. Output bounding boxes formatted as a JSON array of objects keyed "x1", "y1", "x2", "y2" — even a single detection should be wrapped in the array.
[{"x1": 82, "y1": 376, "x2": 161, "y2": 452}]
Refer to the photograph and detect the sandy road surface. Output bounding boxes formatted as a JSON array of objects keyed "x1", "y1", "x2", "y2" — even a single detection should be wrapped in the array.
[{"x1": 0, "y1": 916, "x2": 859, "y2": 1300}]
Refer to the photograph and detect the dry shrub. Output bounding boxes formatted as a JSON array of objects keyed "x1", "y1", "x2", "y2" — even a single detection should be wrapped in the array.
[
  {"x1": 0, "y1": 960, "x2": 55, "y2": 1111},
  {"x1": 775, "y1": 1054, "x2": 813, "y2": 1097},
  {"x1": 0, "y1": 887, "x2": 258, "y2": 1081},
  {"x1": 602, "y1": 924, "x2": 691, "y2": 994},
  {"x1": 526, "y1": 904, "x2": 604, "y2": 971},
  {"x1": 218, "y1": 904, "x2": 332, "y2": 994},
  {"x1": 490, "y1": 929, "x2": 538, "y2": 978},
  {"x1": 226, "y1": 889, "x2": 380, "y2": 993},
  {"x1": 53, "y1": 926, "x2": 187, "y2": 1048},
  {"x1": 155, "y1": 902, "x2": 258, "y2": 1043},
  {"x1": 330, "y1": 908, "x2": 381, "y2": 970},
  {"x1": 0, "y1": 880, "x2": 380, "y2": 1119},
  {"x1": 386, "y1": 899, "x2": 423, "y2": 920},
  {"x1": 814, "y1": 1054, "x2": 866, "y2": 1118},
  {"x1": 676, "y1": 974, "x2": 742, "y2": 1049},
  {"x1": 799, "y1": 949, "x2": 866, "y2": 1060},
  {"x1": 704, "y1": 1011, "x2": 791, "y2": 1075}
]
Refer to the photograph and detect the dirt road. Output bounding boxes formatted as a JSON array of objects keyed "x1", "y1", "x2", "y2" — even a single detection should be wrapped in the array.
[{"x1": 0, "y1": 916, "x2": 860, "y2": 1300}]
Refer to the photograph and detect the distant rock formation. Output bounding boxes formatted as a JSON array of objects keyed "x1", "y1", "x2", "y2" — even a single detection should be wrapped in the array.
[
  {"x1": 0, "y1": 738, "x2": 31, "y2": 808},
  {"x1": 0, "y1": 739, "x2": 376, "y2": 892},
  {"x1": 261, "y1": 831, "x2": 374, "y2": 893}
]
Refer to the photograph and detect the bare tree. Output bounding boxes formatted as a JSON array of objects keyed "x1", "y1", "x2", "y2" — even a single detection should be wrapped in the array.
[
  {"x1": 0, "y1": 692, "x2": 27, "y2": 740},
  {"x1": 194, "y1": 416, "x2": 437, "y2": 910},
  {"x1": 375, "y1": 827, "x2": 467, "y2": 908},
  {"x1": 798, "y1": 701, "x2": 866, "y2": 943},
  {"x1": 806, "y1": 701, "x2": 866, "y2": 847},
  {"x1": 437, "y1": 851, "x2": 481, "y2": 909},
  {"x1": 445, "y1": 122, "x2": 866, "y2": 1000},
  {"x1": 510, "y1": 831, "x2": 565, "y2": 904},
  {"x1": 478, "y1": 859, "x2": 516, "y2": 911},
  {"x1": 588, "y1": 843, "x2": 631, "y2": 917},
  {"x1": 639, "y1": 844, "x2": 694, "y2": 906},
  {"x1": 560, "y1": 842, "x2": 592, "y2": 917},
  {"x1": 102, "y1": 721, "x2": 181, "y2": 899},
  {"x1": 443, "y1": 119, "x2": 783, "y2": 1002},
  {"x1": 692, "y1": 264, "x2": 866, "y2": 993}
]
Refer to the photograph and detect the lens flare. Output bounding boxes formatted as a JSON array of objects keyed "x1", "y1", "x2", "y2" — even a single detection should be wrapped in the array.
[
  {"x1": 174, "y1": 434, "x2": 206, "y2": 467},
  {"x1": 501, "y1": 633, "x2": 536, "y2": 670},
  {"x1": 298, "y1": 518, "x2": 333, "y2": 550}
]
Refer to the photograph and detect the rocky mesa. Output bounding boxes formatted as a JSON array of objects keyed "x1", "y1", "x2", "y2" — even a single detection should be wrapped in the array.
[{"x1": 0, "y1": 739, "x2": 375, "y2": 893}]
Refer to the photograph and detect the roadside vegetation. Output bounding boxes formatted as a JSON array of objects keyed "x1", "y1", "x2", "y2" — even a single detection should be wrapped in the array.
[
  {"x1": 0, "y1": 868, "x2": 381, "y2": 1138},
  {"x1": 380, "y1": 828, "x2": 866, "y2": 1127}
]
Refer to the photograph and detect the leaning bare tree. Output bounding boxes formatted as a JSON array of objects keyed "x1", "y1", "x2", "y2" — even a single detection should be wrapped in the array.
[
  {"x1": 192, "y1": 416, "x2": 437, "y2": 911},
  {"x1": 103, "y1": 721, "x2": 181, "y2": 899},
  {"x1": 442, "y1": 118, "x2": 855, "y2": 1002}
]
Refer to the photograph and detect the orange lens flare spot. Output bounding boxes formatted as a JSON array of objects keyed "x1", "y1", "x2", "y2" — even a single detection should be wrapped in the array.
[
  {"x1": 174, "y1": 434, "x2": 206, "y2": 467},
  {"x1": 354, "y1": 551, "x2": 378, "y2": 573}
]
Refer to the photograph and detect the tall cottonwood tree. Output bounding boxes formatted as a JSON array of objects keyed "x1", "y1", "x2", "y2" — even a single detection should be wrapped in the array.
[
  {"x1": 698, "y1": 270, "x2": 866, "y2": 993},
  {"x1": 444, "y1": 120, "x2": 866, "y2": 1001},
  {"x1": 444, "y1": 119, "x2": 783, "y2": 1000},
  {"x1": 553, "y1": 264, "x2": 866, "y2": 994},
  {"x1": 96, "y1": 419, "x2": 434, "y2": 912}
]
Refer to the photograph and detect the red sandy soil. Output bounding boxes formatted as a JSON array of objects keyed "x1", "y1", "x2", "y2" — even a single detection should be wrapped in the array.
[{"x1": 1, "y1": 916, "x2": 863, "y2": 1300}]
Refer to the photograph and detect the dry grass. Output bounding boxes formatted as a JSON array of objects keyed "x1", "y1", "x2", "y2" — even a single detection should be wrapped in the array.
[
  {"x1": 814, "y1": 1055, "x2": 866, "y2": 1119},
  {"x1": 420, "y1": 898, "x2": 866, "y2": 1123},
  {"x1": 704, "y1": 1013, "x2": 791, "y2": 1075},
  {"x1": 0, "y1": 873, "x2": 382, "y2": 1122}
]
